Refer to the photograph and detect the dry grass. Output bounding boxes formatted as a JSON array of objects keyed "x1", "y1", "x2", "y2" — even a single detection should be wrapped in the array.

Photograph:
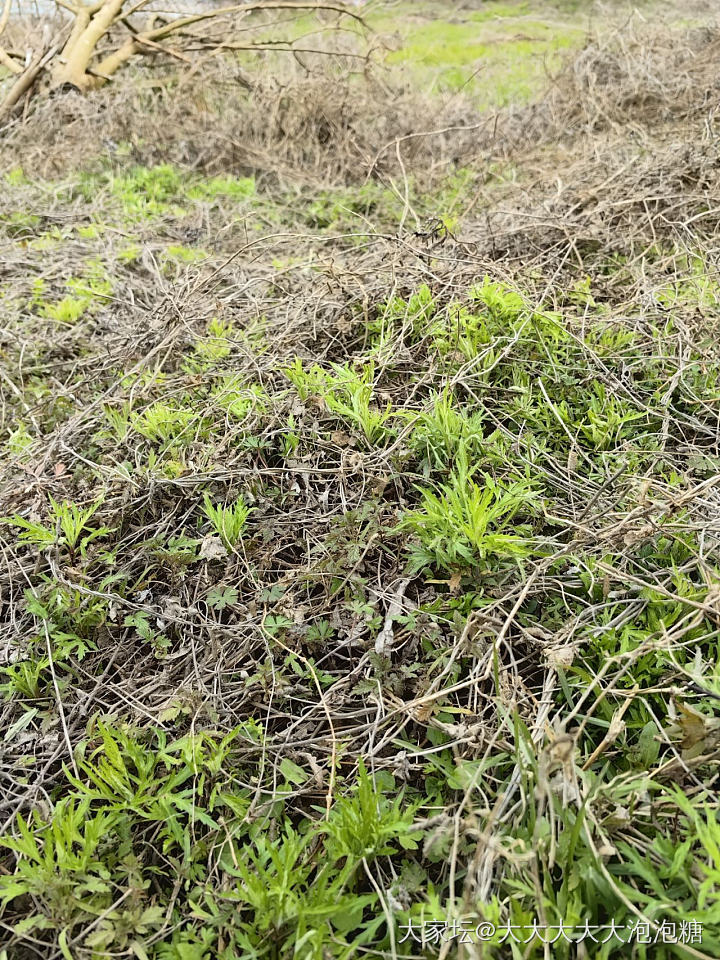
[{"x1": 1, "y1": 8, "x2": 720, "y2": 958}]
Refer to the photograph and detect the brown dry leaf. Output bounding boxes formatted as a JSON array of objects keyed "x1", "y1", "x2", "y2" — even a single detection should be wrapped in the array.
[
  {"x1": 602, "y1": 571, "x2": 610, "y2": 600},
  {"x1": 623, "y1": 523, "x2": 653, "y2": 547},
  {"x1": 371, "y1": 475, "x2": 389, "y2": 496},
  {"x1": 667, "y1": 700, "x2": 720, "y2": 759},
  {"x1": 547, "y1": 645, "x2": 575, "y2": 669},
  {"x1": 199, "y1": 535, "x2": 227, "y2": 562},
  {"x1": 597, "y1": 842, "x2": 617, "y2": 859},
  {"x1": 415, "y1": 701, "x2": 436, "y2": 724}
]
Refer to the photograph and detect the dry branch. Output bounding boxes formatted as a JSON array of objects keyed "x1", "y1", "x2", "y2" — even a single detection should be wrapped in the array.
[
  {"x1": 0, "y1": 0, "x2": 22, "y2": 75},
  {"x1": 0, "y1": 0, "x2": 368, "y2": 117},
  {"x1": 0, "y1": 33, "x2": 65, "y2": 117},
  {"x1": 54, "y1": 0, "x2": 366, "y2": 91}
]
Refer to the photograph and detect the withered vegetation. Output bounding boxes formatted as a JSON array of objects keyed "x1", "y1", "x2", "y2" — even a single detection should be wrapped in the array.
[{"x1": 1, "y1": 4, "x2": 720, "y2": 958}]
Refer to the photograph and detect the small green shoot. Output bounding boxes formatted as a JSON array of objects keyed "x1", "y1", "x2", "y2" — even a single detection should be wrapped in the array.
[{"x1": 203, "y1": 494, "x2": 252, "y2": 550}]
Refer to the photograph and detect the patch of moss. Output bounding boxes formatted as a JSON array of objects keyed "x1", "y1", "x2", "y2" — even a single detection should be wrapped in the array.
[
  {"x1": 385, "y1": 2, "x2": 583, "y2": 104},
  {"x1": 75, "y1": 164, "x2": 256, "y2": 224},
  {"x1": 31, "y1": 259, "x2": 113, "y2": 325}
]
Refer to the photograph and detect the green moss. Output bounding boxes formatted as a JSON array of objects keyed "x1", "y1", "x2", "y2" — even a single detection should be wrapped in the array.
[
  {"x1": 164, "y1": 244, "x2": 209, "y2": 264},
  {"x1": 74, "y1": 164, "x2": 256, "y2": 224},
  {"x1": 385, "y1": 2, "x2": 583, "y2": 104},
  {"x1": 186, "y1": 175, "x2": 255, "y2": 201},
  {"x1": 31, "y1": 259, "x2": 113, "y2": 325},
  {"x1": 76, "y1": 224, "x2": 103, "y2": 240},
  {"x1": 4, "y1": 166, "x2": 28, "y2": 186},
  {"x1": 117, "y1": 243, "x2": 142, "y2": 263}
]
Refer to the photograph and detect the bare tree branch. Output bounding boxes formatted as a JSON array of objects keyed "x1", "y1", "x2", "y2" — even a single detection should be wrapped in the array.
[
  {"x1": 2, "y1": 0, "x2": 369, "y2": 110},
  {"x1": 1, "y1": 35, "x2": 64, "y2": 118},
  {"x1": 0, "y1": 0, "x2": 23, "y2": 75}
]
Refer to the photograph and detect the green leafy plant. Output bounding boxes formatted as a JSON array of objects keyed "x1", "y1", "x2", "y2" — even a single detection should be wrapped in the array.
[
  {"x1": 203, "y1": 494, "x2": 252, "y2": 550},
  {"x1": 2, "y1": 498, "x2": 111, "y2": 558},
  {"x1": 400, "y1": 449, "x2": 537, "y2": 572},
  {"x1": 132, "y1": 401, "x2": 195, "y2": 446},
  {"x1": 405, "y1": 389, "x2": 485, "y2": 474},
  {"x1": 0, "y1": 798, "x2": 118, "y2": 928},
  {"x1": 323, "y1": 363, "x2": 394, "y2": 444},
  {"x1": 207, "y1": 585, "x2": 239, "y2": 610},
  {"x1": 286, "y1": 360, "x2": 394, "y2": 444},
  {"x1": 191, "y1": 316, "x2": 234, "y2": 366},
  {"x1": 212, "y1": 376, "x2": 267, "y2": 420},
  {"x1": 0, "y1": 658, "x2": 49, "y2": 700},
  {"x1": 320, "y1": 761, "x2": 421, "y2": 861},
  {"x1": 187, "y1": 174, "x2": 255, "y2": 202},
  {"x1": 102, "y1": 402, "x2": 132, "y2": 441},
  {"x1": 284, "y1": 357, "x2": 328, "y2": 402}
]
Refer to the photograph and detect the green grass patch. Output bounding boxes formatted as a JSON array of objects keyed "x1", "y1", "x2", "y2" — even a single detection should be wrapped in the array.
[{"x1": 384, "y1": 2, "x2": 584, "y2": 103}]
